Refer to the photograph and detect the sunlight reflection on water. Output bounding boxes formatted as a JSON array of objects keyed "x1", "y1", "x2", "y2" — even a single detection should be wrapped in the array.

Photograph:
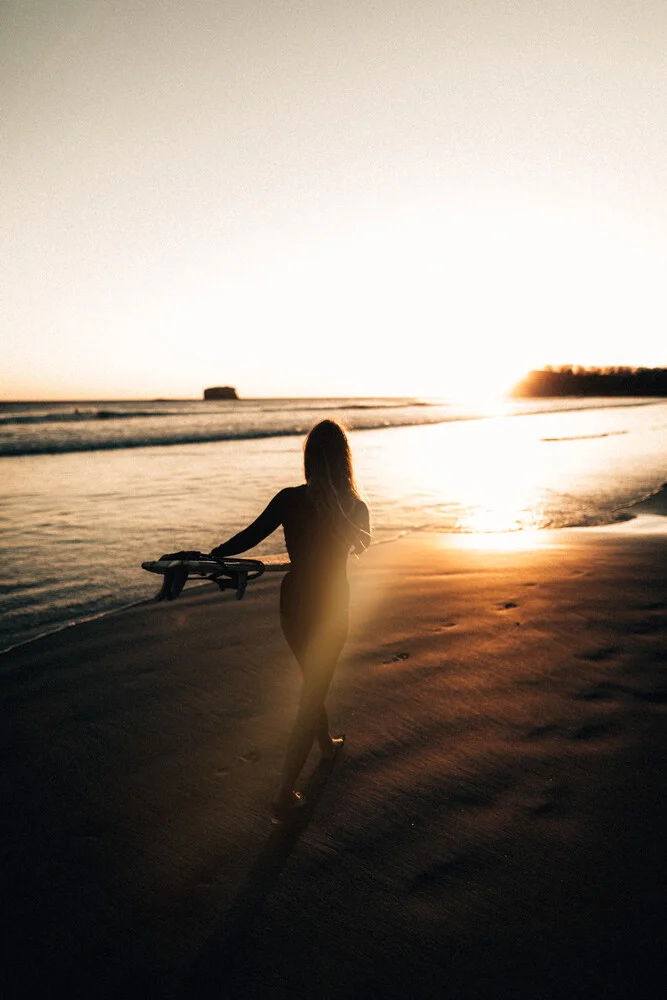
[
  {"x1": 2, "y1": 400, "x2": 666, "y2": 650},
  {"x1": 354, "y1": 403, "x2": 666, "y2": 537}
]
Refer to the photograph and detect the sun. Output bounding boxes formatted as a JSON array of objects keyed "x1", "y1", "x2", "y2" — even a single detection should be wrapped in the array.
[{"x1": 441, "y1": 362, "x2": 529, "y2": 408}]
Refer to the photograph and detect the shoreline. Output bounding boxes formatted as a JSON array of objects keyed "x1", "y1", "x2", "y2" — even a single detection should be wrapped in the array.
[
  {"x1": 2, "y1": 510, "x2": 665, "y2": 659},
  {"x1": 3, "y1": 522, "x2": 667, "y2": 997}
]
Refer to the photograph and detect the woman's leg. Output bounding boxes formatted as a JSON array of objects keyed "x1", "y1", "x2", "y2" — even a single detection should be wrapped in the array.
[
  {"x1": 275, "y1": 619, "x2": 347, "y2": 808},
  {"x1": 291, "y1": 655, "x2": 333, "y2": 753},
  {"x1": 274, "y1": 660, "x2": 338, "y2": 806},
  {"x1": 276, "y1": 575, "x2": 349, "y2": 807},
  {"x1": 314, "y1": 703, "x2": 332, "y2": 751}
]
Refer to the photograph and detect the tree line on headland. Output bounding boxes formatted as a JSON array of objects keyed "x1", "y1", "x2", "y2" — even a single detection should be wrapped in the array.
[{"x1": 511, "y1": 367, "x2": 667, "y2": 398}]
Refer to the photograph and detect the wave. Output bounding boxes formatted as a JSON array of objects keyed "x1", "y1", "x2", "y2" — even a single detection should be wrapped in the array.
[
  {"x1": 625, "y1": 482, "x2": 667, "y2": 516},
  {"x1": 540, "y1": 430, "x2": 629, "y2": 443},
  {"x1": 0, "y1": 398, "x2": 442, "y2": 427},
  {"x1": 0, "y1": 414, "x2": 481, "y2": 457},
  {"x1": 2, "y1": 395, "x2": 660, "y2": 426},
  {"x1": 1, "y1": 396, "x2": 664, "y2": 458},
  {"x1": 334, "y1": 400, "x2": 440, "y2": 410},
  {"x1": 0, "y1": 408, "x2": 182, "y2": 425}
]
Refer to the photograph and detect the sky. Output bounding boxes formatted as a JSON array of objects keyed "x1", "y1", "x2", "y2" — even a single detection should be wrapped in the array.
[{"x1": 2, "y1": 0, "x2": 667, "y2": 400}]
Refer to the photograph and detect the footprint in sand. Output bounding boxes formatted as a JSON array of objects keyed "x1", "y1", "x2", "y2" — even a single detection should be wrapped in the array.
[
  {"x1": 576, "y1": 682, "x2": 667, "y2": 705},
  {"x1": 410, "y1": 854, "x2": 478, "y2": 890},
  {"x1": 570, "y1": 722, "x2": 613, "y2": 741},
  {"x1": 194, "y1": 870, "x2": 219, "y2": 897},
  {"x1": 522, "y1": 781, "x2": 566, "y2": 816},
  {"x1": 627, "y1": 617, "x2": 667, "y2": 635},
  {"x1": 574, "y1": 682, "x2": 622, "y2": 701},
  {"x1": 521, "y1": 723, "x2": 562, "y2": 741},
  {"x1": 529, "y1": 797, "x2": 557, "y2": 816},
  {"x1": 382, "y1": 651, "x2": 410, "y2": 664},
  {"x1": 74, "y1": 819, "x2": 108, "y2": 842},
  {"x1": 577, "y1": 646, "x2": 621, "y2": 662},
  {"x1": 630, "y1": 686, "x2": 667, "y2": 704}
]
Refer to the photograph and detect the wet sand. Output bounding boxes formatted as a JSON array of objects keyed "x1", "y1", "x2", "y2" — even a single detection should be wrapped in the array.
[{"x1": 2, "y1": 522, "x2": 667, "y2": 999}]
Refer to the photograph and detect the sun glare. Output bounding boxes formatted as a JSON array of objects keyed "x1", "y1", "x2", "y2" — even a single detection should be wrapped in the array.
[
  {"x1": 442, "y1": 364, "x2": 528, "y2": 407},
  {"x1": 447, "y1": 528, "x2": 546, "y2": 552},
  {"x1": 368, "y1": 411, "x2": 555, "y2": 537}
]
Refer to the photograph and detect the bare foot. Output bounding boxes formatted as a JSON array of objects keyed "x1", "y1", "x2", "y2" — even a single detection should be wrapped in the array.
[
  {"x1": 271, "y1": 791, "x2": 306, "y2": 822},
  {"x1": 321, "y1": 734, "x2": 345, "y2": 760}
]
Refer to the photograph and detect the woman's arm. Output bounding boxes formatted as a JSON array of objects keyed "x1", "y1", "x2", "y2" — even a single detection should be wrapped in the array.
[{"x1": 210, "y1": 489, "x2": 287, "y2": 559}]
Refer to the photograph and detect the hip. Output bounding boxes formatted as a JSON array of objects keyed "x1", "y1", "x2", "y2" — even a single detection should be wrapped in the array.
[{"x1": 280, "y1": 570, "x2": 349, "y2": 624}]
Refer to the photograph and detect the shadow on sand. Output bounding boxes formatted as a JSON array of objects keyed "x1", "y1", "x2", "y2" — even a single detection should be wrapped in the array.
[{"x1": 181, "y1": 749, "x2": 341, "y2": 997}]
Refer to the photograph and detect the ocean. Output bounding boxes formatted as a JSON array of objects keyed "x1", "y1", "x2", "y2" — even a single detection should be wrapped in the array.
[{"x1": 2, "y1": 395, "x2": 666, "y2": 653}]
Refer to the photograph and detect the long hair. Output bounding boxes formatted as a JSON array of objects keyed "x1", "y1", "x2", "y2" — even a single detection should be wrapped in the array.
[{"x1": 303, "y1": 420, "x2": 363, "y2": 542}]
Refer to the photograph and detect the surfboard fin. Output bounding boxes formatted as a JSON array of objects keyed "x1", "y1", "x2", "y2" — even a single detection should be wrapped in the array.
[
  {"x1": 155, "y1": 565, "x2": 189, "y2": 601},
  {"x1": 213, "y1": 569, "x2": 249, "y2": 600}
]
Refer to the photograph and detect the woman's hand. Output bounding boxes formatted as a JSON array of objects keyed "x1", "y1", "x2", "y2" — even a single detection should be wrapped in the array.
[{"x1": 159, "y1": 549, "x2": 207, "y2": 561}]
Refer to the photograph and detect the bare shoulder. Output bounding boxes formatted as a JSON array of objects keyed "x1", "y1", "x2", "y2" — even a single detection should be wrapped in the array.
[
  {"x1": 275, "y1": 484, "x2": 306, "y2": 502},
  {"x1": 354, "y1": 496, "x2": 370, "y2": 519},
  {"x1": 273, "y1": 484, "x2": 308, "y2": 512}
]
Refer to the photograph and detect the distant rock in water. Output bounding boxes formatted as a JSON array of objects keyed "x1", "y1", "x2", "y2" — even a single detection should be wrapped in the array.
[{"x1": 203, "y1": 386, "x2": 239, "y2": 400}]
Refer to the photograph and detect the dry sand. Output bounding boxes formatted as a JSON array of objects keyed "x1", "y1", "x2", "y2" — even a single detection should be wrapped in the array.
[{"x1": 2, "y1": 521, "x2": 667, "y2": 999}]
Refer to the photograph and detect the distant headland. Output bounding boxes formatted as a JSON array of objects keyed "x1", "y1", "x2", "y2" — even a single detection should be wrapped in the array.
[
  {"x1": 511, "y1": 367, "x2": 667, "y2": 398},
  {"x1": 203, "y1": 386, "x2": 239, "y2": 400}
]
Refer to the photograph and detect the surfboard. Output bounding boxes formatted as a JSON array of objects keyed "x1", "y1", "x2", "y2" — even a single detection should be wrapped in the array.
[{"x1": 142, "y1": 557, "x2": 264, "y2": 601}]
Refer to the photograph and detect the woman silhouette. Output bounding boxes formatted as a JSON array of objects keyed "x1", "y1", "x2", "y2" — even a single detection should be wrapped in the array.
[{"x1": 211, "y1": 419, "x2": 371, "y2": 819}]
